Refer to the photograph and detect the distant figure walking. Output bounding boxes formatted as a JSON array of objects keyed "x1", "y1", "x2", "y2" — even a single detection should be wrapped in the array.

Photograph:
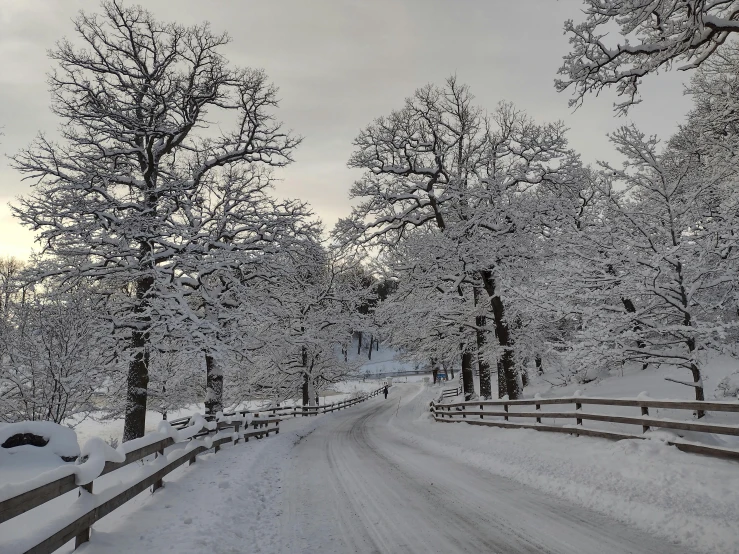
[{"x1": 383, "y1": 385, "x2": 389, "y2": 399}]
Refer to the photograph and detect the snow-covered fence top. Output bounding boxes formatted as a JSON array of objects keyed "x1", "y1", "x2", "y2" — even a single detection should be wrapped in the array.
[
  {"x1": 430, "y1": 394, "x2": 739, "y2": 462},
  {"x1": 0, "y1": 413, "x2": 280, "y2": 554},
  {"x1": 0, "y1": 384, "x2": 389, "y2": 554}
]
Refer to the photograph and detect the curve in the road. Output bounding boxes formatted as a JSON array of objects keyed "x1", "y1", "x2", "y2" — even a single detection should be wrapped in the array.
[{"x1": 280, "y1": 384, "x2": 685, "y2": 554}]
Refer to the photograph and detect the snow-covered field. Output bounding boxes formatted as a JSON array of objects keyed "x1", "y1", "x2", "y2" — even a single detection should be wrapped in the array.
[{"x1": 3, "y1": 381, "x2": 737, "y2": 554}]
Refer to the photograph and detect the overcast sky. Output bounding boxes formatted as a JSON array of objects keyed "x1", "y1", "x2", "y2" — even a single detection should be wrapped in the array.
[{"x1": 0, "y1": 0, "x2": 693, "y2": 259}]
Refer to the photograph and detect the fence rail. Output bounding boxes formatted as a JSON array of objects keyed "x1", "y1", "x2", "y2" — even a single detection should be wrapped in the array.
[
  {"x1": 213, "y1": 385, "x2": 390, "y2": 419},
  {"x1": 430, "y1": 394, "x2": 739, "y2": 461},
  {"x1": 1, "y1": 384, "x2": 388, "y2": 554},
  {"x1": 439, "y1": 386, "x2": 462, "y2": 401}
]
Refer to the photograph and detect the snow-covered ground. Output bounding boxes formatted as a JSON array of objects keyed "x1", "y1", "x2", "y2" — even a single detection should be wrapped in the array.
[
  {"x1": 433, "y1": 355, "x2": 739, "y2": 450},
  {"x1": 4, "y1": 381, "x2": 737, "y2": 553}
]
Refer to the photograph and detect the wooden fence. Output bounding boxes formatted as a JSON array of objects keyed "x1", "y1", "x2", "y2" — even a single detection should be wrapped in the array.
[
  {"x1": 439, "y1": 386, "x2": 462, "y2": 401},
  {"x1": 224, "y1": 384, "x2": 390, "y2": 419},
  {"x1": 1, "y1": 385, "x2": 388, "y2": 554},
  {"x1": 430, "y1": 395, "x2": 739, "y2": 461}
]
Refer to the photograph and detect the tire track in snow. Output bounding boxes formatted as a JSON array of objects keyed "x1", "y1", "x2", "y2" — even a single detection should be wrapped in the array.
[{"x1": 280, "y1": 384, "x2": 686, "y2": 554}]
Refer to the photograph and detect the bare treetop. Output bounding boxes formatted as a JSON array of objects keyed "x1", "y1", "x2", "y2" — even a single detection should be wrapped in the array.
[{"x1": 557, "y1": 0, "x2": 739, "y2": 114}]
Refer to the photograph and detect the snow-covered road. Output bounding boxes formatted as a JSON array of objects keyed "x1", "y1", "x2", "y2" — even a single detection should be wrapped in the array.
[
  {"x1": 280, "y1": 384, "x2": 681, "y2": 554},
  {"x1": 73, "y1": 382, "x2": 737, "y2": 554}
]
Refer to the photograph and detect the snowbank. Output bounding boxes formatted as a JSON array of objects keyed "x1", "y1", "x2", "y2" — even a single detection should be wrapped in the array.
[
  {"x1": 396, "y1": 384, "x2": 739, "y2": 554},
  {"x1": 0, "y1": 421, "x2": 80, "y2": 459}
]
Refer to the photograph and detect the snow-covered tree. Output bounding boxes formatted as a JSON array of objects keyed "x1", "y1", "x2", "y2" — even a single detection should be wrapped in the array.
[
  {"x1": 242, "y1": 240, "x2": 365, "y2": 408},
  {"x1": 0, "y1": 279, "x2": 122, "y2": 424},
  {"x1": 338, "y1": 78, "x2": 582, "y2": 399},
  {"x1": 571, "y1": 126, "x2": 738, "y2": 413},
  {"x1": 557, "y1": 0, "x2": 739, "y2": 113},
  {"x1": 11, "y1": 1, "x2": 299, "y2": 440}
]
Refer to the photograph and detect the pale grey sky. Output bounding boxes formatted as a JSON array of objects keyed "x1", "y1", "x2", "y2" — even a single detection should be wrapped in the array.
[{"x1": 0, "y1": 0, "x2": 692, "y2": 259}]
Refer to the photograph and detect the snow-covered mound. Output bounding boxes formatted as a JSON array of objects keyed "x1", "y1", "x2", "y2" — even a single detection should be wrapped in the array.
[{"x1": 0, "y1": 421, "x2": 80, "y2": 460}]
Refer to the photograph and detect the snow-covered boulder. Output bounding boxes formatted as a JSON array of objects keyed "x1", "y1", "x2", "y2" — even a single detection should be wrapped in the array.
[{"x1": 0, "y1": 421, "x2": 80, "y2": 461}]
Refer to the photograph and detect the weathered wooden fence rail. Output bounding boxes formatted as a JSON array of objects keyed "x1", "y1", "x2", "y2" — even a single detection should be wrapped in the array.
[
  {"x1": 440, "y1": 386, "x2": 462, "y2": 401},
  {"x1": 430, "y1": 395, "x2": 739, "y2": 461},
  {"x1": 0, "y1": 414, "x2": 280, "y2": 554},
  {"x1": 1, "y1": 385, "x2": 388, "y2": 554}
]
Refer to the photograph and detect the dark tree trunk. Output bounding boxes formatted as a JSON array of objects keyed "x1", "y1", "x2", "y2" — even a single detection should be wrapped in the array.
[
  {"x1": 461, "y1": 349, "x2": 475, "y2": 399},
  {"x1": 302, "y1": 374, "x2": 309, "y2": 407},
  {"x1": 686, "y1": 337, "x2": 705, "y2": 418},
  {"x1": 473, "y1": 287, "x2": 493, "y2": 399},
  {"x1": 368, "y1": 336, "x2": 373, "y2": 360},
  {"x1": 535, "y1": 355, "x2": 543, "y2": 375},
  {"x1": 205, "y1": 353, "x2": 223, "y2": 415},
  {"x1": 357, "y1": 331, "x2": 362, "y2": 355},
  {"x1": 449, "y1": 365, "x2": 455, "y2": 379},
  {"x1": 621, "y1": 297, "x2": 648, "y2": 370},
  {"x1": 690, "y1": 362, "x2": 705, "y2": 418},
  {"x1": 480, "y1": 270, "x2": 520, "y2": 399},
  {"x1": 497, "y1": 360, "x2": 507, "y2": 398},
  {"x1": 301, "y1": 346, "x2": 309, "y2": 408},
  {"x1": 123, "y1": 275, "x2": 153, "y2": 442},
  {"x1": 432, "y1": 368, "x2": 438, "y2": 384}
]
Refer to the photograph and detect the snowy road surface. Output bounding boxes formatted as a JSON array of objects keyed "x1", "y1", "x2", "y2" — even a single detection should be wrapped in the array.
[
  {"x1": 63, "y1": 382, "x2": 709, "y2": 554},
  {"x1": 280, "y1": 388, "x2": 681, "y2": 554}
]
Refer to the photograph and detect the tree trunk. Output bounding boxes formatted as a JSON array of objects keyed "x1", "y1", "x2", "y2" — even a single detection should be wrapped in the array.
[
  {"x1": 473, "y1": 287, "x2": 493, "y2": 399},
  {"x1": 123, "y1": 275, "x2": 153, "y2": 442},
  {"x1": 690, "y1": 362, "x2": 705, "y2": 418},
  {"x1": 357, "y1": 331, "x2": 362, "y2": 355},
  {"x1": 301, "y1": 346, "x2": 309, "y2": 408},
  {"x1": 461, "y1": 349, "x2": 475, "y2": 399},
  {"x1": 621, "y1": 298, "x2": 648, "y2": 370},
  {"x1": 432, "y1": 368, "x2": 438, "y2": 384},
  {"x1": 686, "y1": 337, "x2": 705, "y2": 418},
  {"x1": 302, "y1": 373, "x2": 309, "y2": 407},
  {"x1": 368, "y1": 336, "x2": 373, "y2": 360},
  {"x1": 479, "y1": 270, "x2": 520, "y2": 399},
  {"x1": 497, "y1": 360, "x2": 507, "y2": 398},
  {"x1": 205, "y1": 353, "x2": 224, "y2": 415},
  {"x1": 535, "y1": 355, "x2": 543, "y2": 375}
]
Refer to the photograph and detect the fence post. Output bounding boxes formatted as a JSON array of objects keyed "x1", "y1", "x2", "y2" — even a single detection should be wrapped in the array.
[
  {"x1": 504, "y1": 404, "x2": 509, "y2": 422},
  {"x1": 75, "y1": 482, "x2": 94, "y2": 547},
  {"x1": 575, "y1": 402, "x2": 582, "y2": 426},
  {"x1": 462, "y1": 404, "x2": 466, "y2": 418},
  {"x1": 480, "y1": 403, "x2": 483, "y2": 419},
  {"x1": 641, "y1": 406, "x2": 650, "y2": 433},
  {"x1": 234, "y1": 421, "x2": 241, "y2": 444},
  {"x1": 536, "y1": 403, "x2": 541, "y2": 424},
  {"x1": 153, "y1": 445, "x2": 165, "y2": 490}
]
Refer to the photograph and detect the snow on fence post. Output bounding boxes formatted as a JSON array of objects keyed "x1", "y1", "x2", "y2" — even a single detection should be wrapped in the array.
[
  {"x1": 152, "y1": 444, "x2": 165, "y2": 490},
  {"x1": 641, "y1": 406, "x2": 650, "y2": 433},
  {"x1": 75, "y1": 482, "x2": 93, "y2": 548},
  {"x1": 234, "y1": 421, "x2": 241, "y2": 444}
]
